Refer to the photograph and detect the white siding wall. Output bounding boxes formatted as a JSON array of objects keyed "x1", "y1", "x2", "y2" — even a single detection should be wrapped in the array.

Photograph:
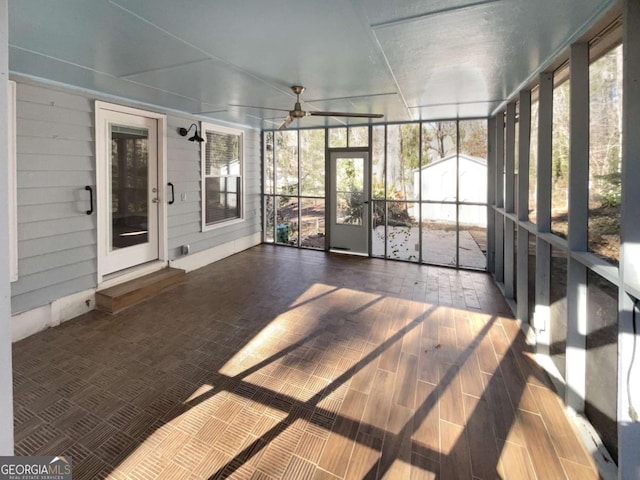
[
  {"x1": 11, "y1": 79, "x2": 261, "y2": 315},
  {"x1": 415, "y1": 156, "x2": 487, "y2": 226},
  {"x1": 12, "y1": 83, "x2": 96, "y2": 314},
  {"x1": 166, "y1": 113, "x2": 261, "y2": 258}
]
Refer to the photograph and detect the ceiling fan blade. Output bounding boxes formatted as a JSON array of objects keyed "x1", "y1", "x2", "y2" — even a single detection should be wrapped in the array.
[
  {"x1": 229, "y1": 104, "x2": 291, "y2": 112},
  {"x1": 309, "y1": 111, "x2": 384, "y2": 119},
  {"x1": 279, "y1": 116, "x2": 294, "y2": 130}
]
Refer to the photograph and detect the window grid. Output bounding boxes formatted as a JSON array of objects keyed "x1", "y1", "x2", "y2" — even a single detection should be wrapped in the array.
[{"x1": 202, "y1": 124, "x2": 243, "y2": 229}]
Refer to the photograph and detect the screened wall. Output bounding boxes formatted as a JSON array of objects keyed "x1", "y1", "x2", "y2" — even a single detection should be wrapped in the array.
[
  {"x1": 488, "y1": 20, "x2": 630, "y2": 470},
  {"x1": 263, "y1": 120, "x2": 488, "y2": 270}
]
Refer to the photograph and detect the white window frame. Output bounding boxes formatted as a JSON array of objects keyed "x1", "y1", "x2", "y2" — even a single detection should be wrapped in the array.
[
  {"x1": 8, "y1": 81, "x2": 17, "y2": 282},
  {"x1": 201, "y1": 122, "x2": 245, "y2": 231}
]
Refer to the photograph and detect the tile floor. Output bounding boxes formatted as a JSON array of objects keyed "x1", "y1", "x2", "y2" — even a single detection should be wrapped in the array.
[{"x1": 12, "y1": 245, "x2": 599, "y2": 479}]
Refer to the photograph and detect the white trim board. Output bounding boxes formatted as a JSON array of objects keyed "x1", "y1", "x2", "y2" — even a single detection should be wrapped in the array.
[
  {"x1": 169, "y1": 232, "x2": 261, "y2": 273},
  {"x1": 7, "y1": 80, "x2": 16, "y2": 282},
  {"x1": 12, "y1": 234, "x2": 260, "y2": 342},
  {"x1": 11, "y1": 288, "x2": 96, "y2": 342}
]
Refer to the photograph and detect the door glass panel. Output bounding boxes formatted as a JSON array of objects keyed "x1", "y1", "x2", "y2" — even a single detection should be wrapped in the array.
[
  {"x1": 335, "y1": 157, "x2": 364, "y2": 225},
  {"x1": 110, "y1": 124, "x2": 149, "y2": 251}
]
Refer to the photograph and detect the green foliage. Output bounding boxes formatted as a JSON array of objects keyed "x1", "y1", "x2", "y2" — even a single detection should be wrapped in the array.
[
  {"x1": 300, "y1": 129, "x2": 326, "y2": 196},
  {"x1": 342, "y1": 188, "x2": 364, "y2": 225},
  {"x1": 597, "y1": 172, "x2": 621, "y2": 208},
  {"x1": 459, "y1": 120, "x2": 488, "y2": 157}
]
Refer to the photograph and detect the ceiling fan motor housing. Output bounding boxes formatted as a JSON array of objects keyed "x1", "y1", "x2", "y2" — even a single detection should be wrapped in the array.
[{"x1": 290, "y1": 102, "x2": 307, "y2": 118}]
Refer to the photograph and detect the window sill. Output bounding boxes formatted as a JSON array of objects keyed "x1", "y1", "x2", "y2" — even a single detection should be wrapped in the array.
[{"x1": 202, "y1": 217, "x2": 245, "y2": 232}]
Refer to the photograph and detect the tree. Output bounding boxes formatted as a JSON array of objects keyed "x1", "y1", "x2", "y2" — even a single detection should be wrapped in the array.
[
  {"x1": 459, "y1": 120, "x2": 488, "y2": 157},
  {"x1": 422, "y1": 121, "x2": 456, "y2": 163}
]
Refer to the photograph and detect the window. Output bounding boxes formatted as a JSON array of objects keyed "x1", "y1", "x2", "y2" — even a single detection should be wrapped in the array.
[
  {"x1": 202, "y1": 123, "x2": 243, "y2": 229},
  {"x1": 8, "y1": 81, "x2": 17, "y2": 282}
]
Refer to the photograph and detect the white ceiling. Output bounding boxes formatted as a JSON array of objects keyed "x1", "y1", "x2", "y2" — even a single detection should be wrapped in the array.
[{"x1": 8, "y1": 0, "x2": 616, "y2": 129}]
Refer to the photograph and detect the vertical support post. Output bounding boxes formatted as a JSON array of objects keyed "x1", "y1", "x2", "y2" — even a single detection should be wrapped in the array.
[
  {"x1": 619, "y1": 1, "x2": 640, "y2": 476},
  {"x1": 505, "y1": 102, "x2": 516, "y2": 213},
  {"x1": 369, "y1": 124, "x2": 374, "y2": 257},
  {"x1": 455, "y1": 121, "x2": 460, "y2": 268},
  {"x1": 324, "y1": 127, "x2": 331, "y2": 250},
  {"x1": 535, "y1": 72, "x2": 553, "y2": 348},
  {"x1": 0, "y1": 0, "x2": 14, "y2": 455},
  {"x1": 517, "y1": 90, "x2": 532, "y2": 324},
  {"x1": 297, "y1": 130, "x2": 301, "y2": 247},
  {"x1": 566, "y1": 42, "x2": 590, "y2": 412},
  {"x1": 504, "y1": 103, "x2": 516, "y2": 299},
  {"x1": 487, "y1": 116, "x2": 496, "y2": 274},
  {"x1": 495, "y1": 113, "x2": 505, "y2": 283}
]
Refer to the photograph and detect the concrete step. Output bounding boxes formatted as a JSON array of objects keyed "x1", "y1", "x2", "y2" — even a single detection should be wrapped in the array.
[{"x1": 96, "y1": 267, "x2": 186, "y2": 314}]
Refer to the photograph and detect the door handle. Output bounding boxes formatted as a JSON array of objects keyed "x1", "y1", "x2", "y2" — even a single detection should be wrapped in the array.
[
  {"x1": 85, "y1": 186, "x2": 94, "y2": 215},
  {"x1": 168, "y1": 182, "x2": 175, "y2": 205}
]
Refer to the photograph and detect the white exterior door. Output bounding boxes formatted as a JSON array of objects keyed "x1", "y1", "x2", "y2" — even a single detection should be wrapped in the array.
[
  {"x1": 97, "y1": 108, "x2": 160, "y2": 275},
  {"x1": 329, "y1": 150, "x2": 370, "y2": 255}
]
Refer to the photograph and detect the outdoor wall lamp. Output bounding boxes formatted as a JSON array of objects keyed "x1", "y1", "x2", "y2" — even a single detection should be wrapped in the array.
[{"x1": 179, "y1": 123, "x2": 204, "y2": 142}]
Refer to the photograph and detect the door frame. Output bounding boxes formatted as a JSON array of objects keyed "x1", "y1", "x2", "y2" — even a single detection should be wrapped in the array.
[
  {"x1": 327, "y1": 147, "x2": 371, "y2": 256},
  {"x1": 95, "y1": 101, "x2": 168, "y2": 284}
]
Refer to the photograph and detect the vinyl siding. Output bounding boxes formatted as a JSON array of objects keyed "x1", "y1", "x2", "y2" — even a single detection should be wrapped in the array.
[
  {"x1": 12, "y1": 82, "x2": 96, "y2": 313},
  {"x1": 11, "y1": 79, "x2": 261, "y2": 315},
  {"x1": 165, "y1": 114, "x2": 262, "y2": 260}
]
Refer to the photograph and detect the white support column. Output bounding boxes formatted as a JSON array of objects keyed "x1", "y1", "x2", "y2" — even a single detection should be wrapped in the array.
[
  {"x1": 535, "y1": 72, "x2": 553, "y2": 348},
  {"x1": 495, "y1": 113, "x2": 505, "y2": 283},
  {"x1": 566, "y1": 42, "x2": 589, "y2": 413},
  {"x1": 0, "y1": 0, "x2": 14, "y2": 455},
  {"x1": 517, "y1": 90, "x2": 531, "y2": 324},
  {"x1": 487, "y1": 116, "x2": 496, "y2": 274},
  {"x1": 618, "y1": 2, "x2": 640, "y2": 476},
  {"x1": 504, "y1": 103, "x2": 516, "y2": 299}
]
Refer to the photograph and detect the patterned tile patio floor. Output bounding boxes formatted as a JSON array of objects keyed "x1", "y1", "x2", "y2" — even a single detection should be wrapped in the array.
[{"x1": 12, "y1": 245, "x2": 598, "y2": 479}]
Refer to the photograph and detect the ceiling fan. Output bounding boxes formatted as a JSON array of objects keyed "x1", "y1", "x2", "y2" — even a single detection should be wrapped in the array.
[{"x1": 230, "y1": 85, "x2": 384, "y2": 129}]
